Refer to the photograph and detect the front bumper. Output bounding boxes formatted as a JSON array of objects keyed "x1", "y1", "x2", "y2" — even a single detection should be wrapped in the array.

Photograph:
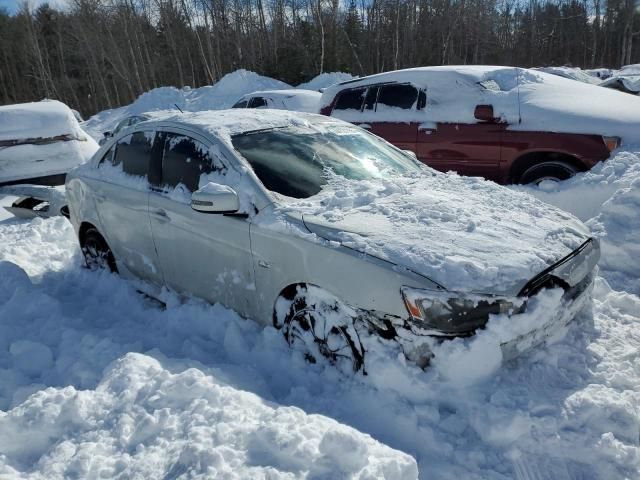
[
  {"x1": 395, "y1": 238, "x2": 600, "y2": 366},
  {"x1": 500, "y1": 269, "x2": 595, "y2": 361}
]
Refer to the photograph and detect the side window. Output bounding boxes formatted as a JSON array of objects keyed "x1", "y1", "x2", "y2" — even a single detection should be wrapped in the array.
[
  {"x1": 161, "y1": 133, "x2": 225, "y2": 192},
  {"x1": 376, "y1": 84, "x2": 418, "y2": 110},
  {"x1": 363, "y1": 87, "x2": 378, "y2": 110},
  {"x1": 113, "y1": 131, "x2": 154, "y2": 177},
  {"x1": 232, "y1": 99, "x2": 248, "y2": 108},
  {"x1": 249, "y1": 97, "x2": 268, "y2": 108},
  {"x1": 334, "y1": 88, "x2": 366, "y2": 111}
]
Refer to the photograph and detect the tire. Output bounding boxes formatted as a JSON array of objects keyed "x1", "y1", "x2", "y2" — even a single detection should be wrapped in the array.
[
  {"x1": 277, "y1": 286, "x2": 366, "y2": 373},
  {"x1": 81, "y1": 227, "x2": 117, "y2": 273},
  {"x1": 519, "y1": 161, "x2": 578, "y2": 185}
]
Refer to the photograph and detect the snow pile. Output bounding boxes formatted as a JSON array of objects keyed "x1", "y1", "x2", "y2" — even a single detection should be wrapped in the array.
[
  {"x1": 512, "y1": 148, "x2": 640, "y2": 221},
  {"x1": 0, "y1": 352, "x2": 416, "y2": 479},
  {"x1": 82, "y1": 70, "x2": 292, "y2": 140},
  {"x1": 298, "y1": 72, "x2": 356, "y2": 91},
  {"x1": 0, "y1": 212, "x2": 638, "y2": 479},
  {"x1": 513, "y1": 148, "x2": 640, "y2": 295}
]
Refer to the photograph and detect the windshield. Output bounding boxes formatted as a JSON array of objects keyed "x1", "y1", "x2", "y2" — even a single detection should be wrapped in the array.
[{"x1": 231, "y1": 125, "x2": 422, "y2": 198}]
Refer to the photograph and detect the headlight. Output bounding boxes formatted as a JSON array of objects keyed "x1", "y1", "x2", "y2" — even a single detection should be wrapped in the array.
[{"x1": 401, "y1": 287, "x2": 520, "y2": 336}]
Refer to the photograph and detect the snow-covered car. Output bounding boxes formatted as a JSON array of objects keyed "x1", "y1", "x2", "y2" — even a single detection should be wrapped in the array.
[
  {"x1": 599, "y1": 74, "x2": 640, "y2": 95},
  {"x1": 532, "y1": 66, "x2": 601, "y2": 85},
  {"x1": 66, "y1": 110, "x2": 600, "y2": 372},
  {"x1": 320, "y1": 66, "x2": 640, "y2": 184},
  {"x1": 232, "y1": 89, "x2": 321, "y2": 113},
  {"x1": 99, "y1": 114, "x2": 151, "y2": 146},
  {"x1": 0, "y1": 100, "x2": 98, "y2": 186}
]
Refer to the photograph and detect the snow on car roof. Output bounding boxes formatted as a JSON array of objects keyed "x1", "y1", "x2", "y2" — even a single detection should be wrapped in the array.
[
  {"x1": 0, "y1": 100, "x2": 87, "y2": 142},
  {"x1": 320, "y1": 65, "x2": 640, "y2": 143},
  {"x1": 142, "y1": 109, "x2": 344, "y2": 144}
]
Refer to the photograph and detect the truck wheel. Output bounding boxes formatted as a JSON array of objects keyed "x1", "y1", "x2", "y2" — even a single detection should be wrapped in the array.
[
  {"x1": 81, "y1": 228, "x2": 117, "y2": 273},
  {"x1": 277, "y1": 286, "x2": 365, "y2": 373},
  {"x1": 519, "y1": 161, "x2": 578, "y2": 185}
]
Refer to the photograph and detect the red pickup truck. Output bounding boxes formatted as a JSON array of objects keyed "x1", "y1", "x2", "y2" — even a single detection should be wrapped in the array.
[{"x1": 319, "y1": 66, "x2": 638, "y2": 184}]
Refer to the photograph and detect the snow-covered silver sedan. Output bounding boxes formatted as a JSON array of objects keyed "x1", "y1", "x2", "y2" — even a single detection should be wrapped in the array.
[{"x1": 66, "y1": 110, "x2": 600, "y2": 372}]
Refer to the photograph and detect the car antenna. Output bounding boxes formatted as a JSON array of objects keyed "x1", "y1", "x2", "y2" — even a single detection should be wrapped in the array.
[{"x1": 174, "y1": 104, "x2": 184, "y2": 114}]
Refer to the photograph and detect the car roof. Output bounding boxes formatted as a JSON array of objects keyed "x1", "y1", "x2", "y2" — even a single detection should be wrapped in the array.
[
  {"x1": 332, "y1": 65, "x2": 517, "y2": 89},
  {"x1": 135, "y1": 109, "x2": 345, "y2": 144}
]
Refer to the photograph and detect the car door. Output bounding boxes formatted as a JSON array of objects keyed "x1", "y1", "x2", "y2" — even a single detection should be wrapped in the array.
[
  {"x1": 91, "y1": 130, "x2": 164, "y2": 284},
  {"x1": 147, "y1": 129, "x2": 256, "y2": 317},
  {"x1": 366, "y1": 83, "x2": 420, "y2": 153}
]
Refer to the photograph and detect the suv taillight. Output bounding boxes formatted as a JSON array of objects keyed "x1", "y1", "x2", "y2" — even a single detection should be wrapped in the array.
[{"x1": 603, "y1": 136, "x2": 620, "y2": 152}]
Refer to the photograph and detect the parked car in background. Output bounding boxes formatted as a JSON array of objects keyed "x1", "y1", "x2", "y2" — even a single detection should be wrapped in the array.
[
  {"x1": 99, "y1": 114, "x2": 151, "y2": 145},
  {"x1": 0, "y1": 100, "x2": 97, "y2": 186},
  {"x1": 533, "y1": 66, "x2": 601, "y2": 85},
  {"x1": 599, "y1": 65, "x2": 640, "y2": 95},
  {"x1": 320, "y1": 66, "x2": 640, "y2": 184},
  {"x1": 66, "y1": 109, "x2": 600, "y2": 372},
  {"x1": 232, "y1": 89, "x2": 321, "y2": 113}
]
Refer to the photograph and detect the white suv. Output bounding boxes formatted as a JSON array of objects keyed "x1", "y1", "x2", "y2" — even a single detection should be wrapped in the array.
[{"x1": 66, "y1": 110, "x2": 599, "y2": 372}]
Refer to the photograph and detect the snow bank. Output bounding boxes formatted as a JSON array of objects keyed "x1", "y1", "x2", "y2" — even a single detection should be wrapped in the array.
[
  {"x1": 512, "y1": 148, "x2": 640, "y2": 295},
  {"x1": 0, "y1": 352, "x2": 417, "y2": 479},
  {"x1": 82, "y1": 70, "x2": 292, "y2": 140},
  {"x1": 0, "y1": 214, "x2": 637, "y2": 479},
  {"x1": 298, "y1": 72, "x2": 356, "y2": 91}
]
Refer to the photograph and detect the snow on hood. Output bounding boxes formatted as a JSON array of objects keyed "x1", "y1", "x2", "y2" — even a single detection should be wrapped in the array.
[
  {"x1": 320, "y1": 66, "x2": 640, "y2": 143},
  {"x1": 284, "y1": 172, "x2": 591, "y2": 294}
]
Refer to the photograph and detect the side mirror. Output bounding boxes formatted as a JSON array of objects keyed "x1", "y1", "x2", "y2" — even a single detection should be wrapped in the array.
[
  {"x1": 103, "y1": 131, "x2": 112, "y2": 137},
  {"x1": 474, "y1": 105, "x2": 498, "y2": 123},
  {"x1": 191, "y1": 183, "x2": 240, "y2": 214}
]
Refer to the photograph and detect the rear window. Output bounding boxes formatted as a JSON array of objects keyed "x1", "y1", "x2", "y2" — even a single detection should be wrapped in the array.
[
  {"x1": 334, "y1": 88, "x2": 366, "y2": 111},
  {"x1": 376, "y1": 84, "x2": 418, "y2": 110}
]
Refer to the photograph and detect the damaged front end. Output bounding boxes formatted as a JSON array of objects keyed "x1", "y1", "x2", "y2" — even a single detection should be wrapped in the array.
[{"x1": 364, "y1": 238, "x2": 601, "y2": 368}]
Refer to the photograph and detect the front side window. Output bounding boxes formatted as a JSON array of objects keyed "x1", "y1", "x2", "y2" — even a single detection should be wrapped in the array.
[
  {"x1": 160, "y1": 133, "x2": 225, "y2": 192},
  {"x1": 376, "y1": 84, "x2": 418, "y2": 110},
  {"x1": 112, "y1": 131, "x2": 154, "y2": 177},
  {"x1": 231, "y1": 125, "x2": 422, "y2": 199},
  {"x1": 334, "y1": 88, "x2": 366, "y2": 111}
]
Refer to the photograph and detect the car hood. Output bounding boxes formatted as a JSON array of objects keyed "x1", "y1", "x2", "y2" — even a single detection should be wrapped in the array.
[{"x1": 289, "y1": 172, "x2": 591, "y2": 295}]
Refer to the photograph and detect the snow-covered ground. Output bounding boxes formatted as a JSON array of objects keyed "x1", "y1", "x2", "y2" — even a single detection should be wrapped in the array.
[{"x1": 1, "y1": 143, "x2": 639, "y2": 478}]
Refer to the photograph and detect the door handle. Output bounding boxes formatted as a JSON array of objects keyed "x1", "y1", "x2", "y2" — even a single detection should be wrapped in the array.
[{"x1": 94, "y1": 193, "x2": 106, "y2": 202}]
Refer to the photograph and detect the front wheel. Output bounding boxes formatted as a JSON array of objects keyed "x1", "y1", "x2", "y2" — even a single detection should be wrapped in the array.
[
  {"x1": 519, "y1": 161, "x2": 578, "y2": 185},
  {"x1": 277, "y1": 286, "x2": 366, "y2": 373},
  {"x1": 81, "y1": 227, "x2": 117, "y2": 273}
]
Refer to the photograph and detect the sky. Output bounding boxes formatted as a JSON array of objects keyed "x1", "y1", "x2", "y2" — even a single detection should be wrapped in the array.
[{"x1": 0, "y1": 0, "x2": 66, "y2": 14}]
